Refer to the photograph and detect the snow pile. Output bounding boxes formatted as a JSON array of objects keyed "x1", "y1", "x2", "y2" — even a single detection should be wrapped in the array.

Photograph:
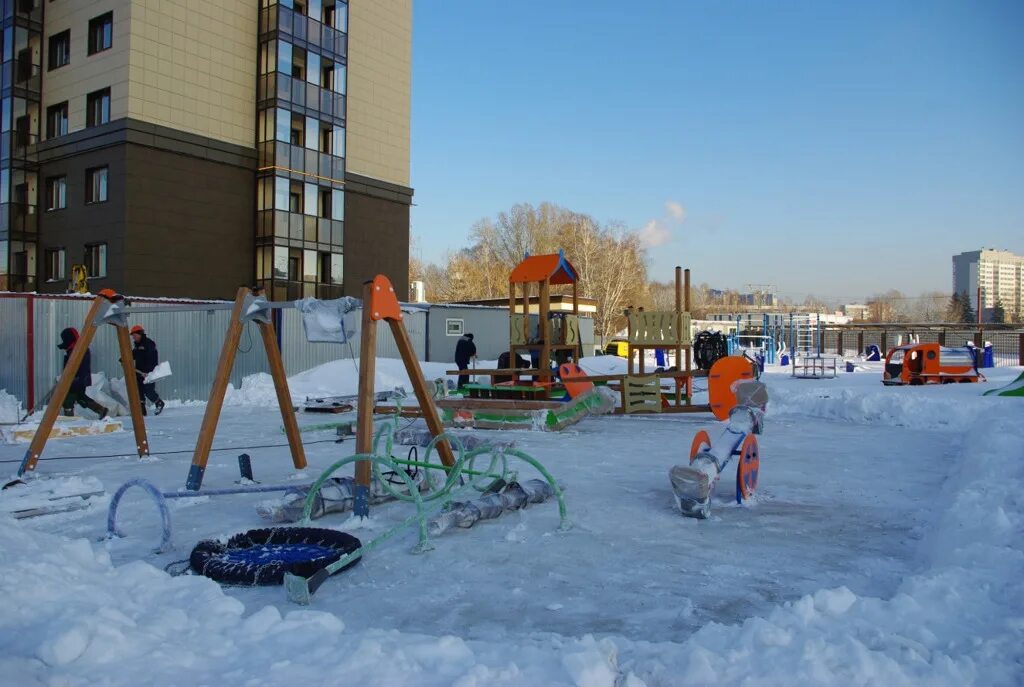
[
  {"x1": 225, "y1": 358, "x2": 457, "y2": 407},
  {"x1": 0, "y1": 389, "x2": 22, "y2": 423},
  {"x1": 764, "y1": 372, "x2": 1015, "y2": 431},
  {"x1": 0, "y1": 519, "x2": 638, "y2": 685}
]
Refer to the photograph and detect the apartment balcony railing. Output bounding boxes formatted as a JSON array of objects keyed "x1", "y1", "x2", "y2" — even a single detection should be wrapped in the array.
[
  {"x1": 0, "y1": 201, "x2": 37, "y2": 234},
  {"x1": 256, "y1": 209, "x2": 344, "y2": 247},
  {"x1": 257, "y1": 141, "x2": 345, "y2": 183},
  {"x1": 257, "y1": 72, "x2": 345, "y2": 122},
  {"x1": 259, "y1": 5, "x2": 347, "y2": 60}
]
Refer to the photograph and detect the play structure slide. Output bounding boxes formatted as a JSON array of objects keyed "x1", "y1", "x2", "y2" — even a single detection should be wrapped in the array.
[{"x1": 983, "y1": 371, "x2": 1024, "y2": 397}]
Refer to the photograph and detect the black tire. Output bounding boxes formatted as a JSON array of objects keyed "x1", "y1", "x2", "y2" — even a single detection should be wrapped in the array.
[{"x1": 190, "y1": 527, "x2": 362, "y2": 586}]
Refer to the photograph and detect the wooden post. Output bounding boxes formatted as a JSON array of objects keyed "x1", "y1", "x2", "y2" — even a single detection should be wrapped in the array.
[
  {"x1": 115, "y1": 325, "x2": 150, "y2": 457},
  {"x1": 19, "y1": 296, "x2": 106, "y2": 475},
  {"x1": 674, "y1": 266, "x2": 682, "y2": 406},
  {"x1": 256, "y1": 318, "x2": 306, "y2": 471},
  {"x1": 354, "y1": 279, "x2": 378, "y2": 504},
  {"x1": 626, "y1": 307, "x2": 634, "y2": 376},
  {"x1": 857, "y1": 331, "x2": 864, "y2": 355},
  {"x1": 1019, "y1": 333, "x2": 1024, "y2": 366},
  {"x1": 684, "y1": 268, "x2": 692, "y2": 401},
  {"x1": 187, "y1": 287, "x2": 249, "y2": 491},
  {"x1": 836, "y1": 331, "x2": 844, "y2": 357},
  {"x1": 880, "y1": 331, "x2": 887, "y2": 355},
  {"x1": 389, "y1": 319, "x2": 455, "y2": 467},
  {"x1": 508, "y1": 282, "x2": 516, "y2": 354},
  {"x1": 539, "y1": 277, "x2": 550, "y2": 397},
  {"x1": 572, "y1": 280, "x2": 580, "y2": 361},
  {"x1": 521, "y1": 281, "x2": 530, "y2": 330},
  {"x1": 938, "y1": 330, "x2": 946, "y2": 347}
]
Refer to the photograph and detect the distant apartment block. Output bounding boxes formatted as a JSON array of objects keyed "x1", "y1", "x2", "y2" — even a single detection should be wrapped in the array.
[
  {"x1": 952, "y1": 249, "x2": 1024, "y2": 320},
  {"x1": 842, "y1": 304, "x2": 870, "y2": 320}
]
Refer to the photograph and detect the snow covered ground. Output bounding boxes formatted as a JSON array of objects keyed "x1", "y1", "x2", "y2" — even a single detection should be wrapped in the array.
[{"x1": 1, "y1": 360, "x2": 1021, "y2": 686}]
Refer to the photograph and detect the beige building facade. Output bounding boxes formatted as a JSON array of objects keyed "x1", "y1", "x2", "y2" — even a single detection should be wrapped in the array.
[{"x1": 1, "y1": 0, "x2": 413, "y2": 300}]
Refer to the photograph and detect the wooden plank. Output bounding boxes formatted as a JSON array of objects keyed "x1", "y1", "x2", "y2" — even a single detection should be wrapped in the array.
[
  {"x1": 435, "y1": 398, "x2": 564, "y2": 411},
  {"x1": 257, "y1": 318, "x2": 307, "y2": 470},
  {"x1": 389, "y1": 318, "x2": 456, "y2": 467},
  {"x1": 20, "y1": 296, "x2": 106, "y2": 474},
  {"x1": 115, "y1": 325, "x2": 150, "y2": 457},
  {"x1": 567, "y1": 370, "x2": 707, "y2": 383},
  {"x1": 355, "y1": 280, "x2": 378, "y2": 489},
  {"x1": 447, "y1": 368, "x2": 542, "y2": 376},
  {"x1": 187, "y1": 287, "x2": 248, "y2": 490}
]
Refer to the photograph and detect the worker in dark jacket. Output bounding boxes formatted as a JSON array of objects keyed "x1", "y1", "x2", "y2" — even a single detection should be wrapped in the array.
[
  {"x1": 58, "y1": 328, "x2": 108, "y2": 419},
  {"x1": 131, "y1": 325, "x2": 164, "y2": 415},
  {"x1": 454, "y1": 333, "x2": 477, "y2": 389}
]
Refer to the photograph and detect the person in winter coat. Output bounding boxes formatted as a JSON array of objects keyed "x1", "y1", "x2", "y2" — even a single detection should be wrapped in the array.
[
  {"x1": 130, "y1": 325, "x2": 164, "y2": 415},
  {"x1": 57, "y1": 328, "x2": 108, "y2": 419},
  {"x1": 454, "y1": 333, "x2": 477, "y2": 389}
]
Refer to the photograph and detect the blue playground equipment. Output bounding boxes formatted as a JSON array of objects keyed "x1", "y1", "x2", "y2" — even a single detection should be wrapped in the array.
[{"x1": 727, "y1": 315, "x2": 777, "y2": 365}]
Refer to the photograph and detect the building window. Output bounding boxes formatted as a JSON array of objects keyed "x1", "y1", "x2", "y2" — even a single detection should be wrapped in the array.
[
  {"x1": 318, "y1": 188, "x2": 331, "y2": 218},
  {"x1": 290, "y1": 46, "x2": 307, "y2": 80},
  {"x1": 84, "y1": 243, "x2": 107, "y2": 278},
  {"x1": 288, "y1": 181, "x2": 302, "y2": 213},
  {"x1": 88, "y1": 12, "x2": 113, "y2": 55},
  {"x1": 85, "y1": 166, "x2": 108, "y2": 204},
  {"x1": 46, "y1": 102, "x2": 69, "y2": 138},
  {"x1": 45, "y1": 176, "x2": 67, "y2": 211},
  {"x1": 48, "y1": 30, "x2": 71, "y2": 71},
  {"x1": 45, "y1": 248, "x2": 66, "y2": 282},
  {"x1": 86, "y1": 88, "x2": 111, "y2": 127}
]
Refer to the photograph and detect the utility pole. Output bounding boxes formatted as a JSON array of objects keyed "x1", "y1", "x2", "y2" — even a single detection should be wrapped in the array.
[{"x1": 977, "y1": 285, "x2": 982, "y2": 325}]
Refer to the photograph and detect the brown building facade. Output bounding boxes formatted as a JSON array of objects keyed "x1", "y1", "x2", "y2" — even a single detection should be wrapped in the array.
[{"x1": 0, "y1": 0, "x2": 412, "y2": 301}]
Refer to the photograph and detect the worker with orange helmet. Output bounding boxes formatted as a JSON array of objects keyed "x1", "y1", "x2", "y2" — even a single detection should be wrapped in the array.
[{"x1": 130, "y1": 325, "x2": 164, "y2": 415}]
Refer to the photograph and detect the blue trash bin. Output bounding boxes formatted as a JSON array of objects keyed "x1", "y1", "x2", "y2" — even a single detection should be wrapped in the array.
[
  {"x1": 846, "y1": 361, "x2": 855, "y2": 372},
  {"x1": 983, "y1": 343, "x2": 994, "y2": 368}
]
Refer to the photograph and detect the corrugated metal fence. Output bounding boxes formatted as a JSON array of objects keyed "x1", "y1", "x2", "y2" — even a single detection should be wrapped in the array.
[{"x1": 0, "y1": 293, "x2": 428, "y2": 411}]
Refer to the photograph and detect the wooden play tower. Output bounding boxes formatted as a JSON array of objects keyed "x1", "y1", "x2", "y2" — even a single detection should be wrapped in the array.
[{"x1": 507, "y1": 250, "x2": 582, "y2": 396}]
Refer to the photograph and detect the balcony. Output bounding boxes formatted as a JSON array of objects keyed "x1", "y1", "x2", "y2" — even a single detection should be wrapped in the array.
[
  {"x1": 257, "y1": 209, "x2": 343, "y2": 247},
  {"x1": 257, "y1": 140, "x2": 345, "y2": 183},
  {"x1": 1, "y1": 59, "x2": 42, "y2": 94},
  {"x1": 0, "y1": 201, "x2": 37, "y2": 234},
  {"x1": 257, "y1": 72, "x2": 345, "y2": 121},
  {"x1": 259, "y1": 5, "x2": 347, "y2": 59},
  {"x1": 1, "y1": 131, "x2": 39, "y2": 164}
]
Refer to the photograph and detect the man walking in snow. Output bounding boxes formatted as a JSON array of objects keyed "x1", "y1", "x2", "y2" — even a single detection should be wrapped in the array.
[
  {"x1": 454, "y1": 333, "x2": 477, "y2": 389},
  {"x1": 131, "y1": 325, "x2": 164, "y2": 415},
  {"x1": 57, "y1": 328, "x2": 108, "y2": 419}
]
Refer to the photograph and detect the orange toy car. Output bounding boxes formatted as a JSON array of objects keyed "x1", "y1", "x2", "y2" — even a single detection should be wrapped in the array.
[{"x1": 882, "y1": 343, "x2": 979, "y2": 385}]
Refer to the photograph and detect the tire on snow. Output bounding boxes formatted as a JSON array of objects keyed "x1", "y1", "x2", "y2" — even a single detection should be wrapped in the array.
[{"x1": 190, "y1": 527, "x2": 362, "y2": 586}]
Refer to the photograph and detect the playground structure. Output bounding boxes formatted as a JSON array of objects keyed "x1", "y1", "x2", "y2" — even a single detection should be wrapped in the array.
[
  {"x1": 788, "y1": 314, "x2": 838, "y2": 379},
  {"x1": 102, "y1": 274, "x2": 569, "y2": 600},
  {"x1": 670, "y1": 379, "x2": 768, "y2": 519},
  {"x1": 727, "y1": 315, "x2": 777, "y2": 365},
  {"x1": 443, "y1": 260, "x2": 759, "y2": 420},
  {"x1": 882, "y1": 342, "x2": 981, "y2": 385},
  {"x1": 18, "y1": 290, "x2": 151, "y2": 476}
]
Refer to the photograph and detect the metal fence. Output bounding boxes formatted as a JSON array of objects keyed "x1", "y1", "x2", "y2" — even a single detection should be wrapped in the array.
[
  {"x1": 817, "y1": 325, "x2": 1024, "y2": 367},
  {"x1": 1, "y1": 293, "x2": 487, "y2": 411}
]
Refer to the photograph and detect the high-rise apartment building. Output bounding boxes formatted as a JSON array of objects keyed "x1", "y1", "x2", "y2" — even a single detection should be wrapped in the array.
[
  {"x1": 952, "y1": 248, "x2": 1024, "y2": 320},
  {"x1": 0, "y1": 0, "x2": 412, "y2": 300}
]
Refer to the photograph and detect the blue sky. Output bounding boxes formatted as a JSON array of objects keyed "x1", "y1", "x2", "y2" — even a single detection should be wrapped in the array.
[{"x1": 409, "y1": 1, "x2": 1024, "y2": 301}]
